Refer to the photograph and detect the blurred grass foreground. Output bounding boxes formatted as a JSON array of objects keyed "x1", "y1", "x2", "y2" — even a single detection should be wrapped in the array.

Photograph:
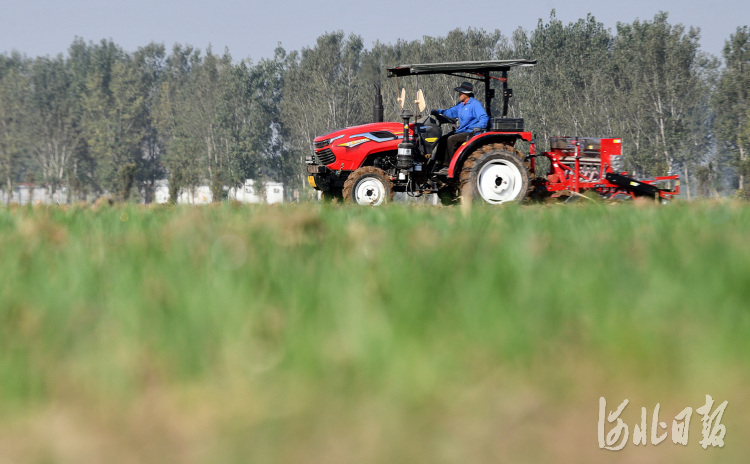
[{"x1": 0, "y1": 201, "x2": 749, "y2": 464}]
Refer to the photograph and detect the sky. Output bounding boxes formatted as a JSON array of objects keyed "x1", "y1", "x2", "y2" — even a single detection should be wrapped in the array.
[{"x1": 2, "y1": 0, "x2": 748, "y2": 62}]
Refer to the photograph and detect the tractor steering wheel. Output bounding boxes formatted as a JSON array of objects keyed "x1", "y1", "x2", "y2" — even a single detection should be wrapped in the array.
[{"x1": 432, "y1": 112, "x2": 457, "y2": 126}]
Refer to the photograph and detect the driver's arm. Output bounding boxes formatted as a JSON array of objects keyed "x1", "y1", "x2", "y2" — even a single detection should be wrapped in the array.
[{"x1": 438, "y1": 104, "x2": 460, "y2": 119}]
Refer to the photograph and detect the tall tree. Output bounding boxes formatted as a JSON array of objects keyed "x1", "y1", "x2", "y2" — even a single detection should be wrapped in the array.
[
  {"x1": 155, "y1": 46, "x2": 237, "y2": 202},
  {"x1": 132, "y1": 43, "x2": 167, "y2": 202},
  {"x1": 612, "y1": 13, "x2": 712, "y2": 182},
  {"x1": 254, "y1": 48, "x2": 296, "y2": 189},
  {"x1": 0, "y1": 54, "x2": 29, "y2": 202},
  {"x1": 153, "y1": 45, "x2": 204, "y2": 201},
  {"x1": 26, "y1": 55, "x2": 81, "y2": 199},
  {"x1": 78, "y1": 40, "x2": 148, "y2": 199},
  {"x1": 713, "y1": 26, "x2": 750, "y2": 192}
]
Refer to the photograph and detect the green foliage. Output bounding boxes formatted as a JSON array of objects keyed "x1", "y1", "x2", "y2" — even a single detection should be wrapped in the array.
[
  {"x1": 26, "y1": 56, "x2": 80, "y2": 194},
  {"x1": 0, "y1": 203, "x2": 749, "y2": 461},
  {"x1": 612, "y1": 13, "x2": 714, "y2": 177},
  {"x1": 113, "y1": 162, "x2": 138, "y2": 202},
  {"x1": 76, "y1": 40, "x2": 150, "y2": 194},
  {"x1": 132, "y1": 43, "x2": 167, "y2": 202},
  {"x1": 713, "y1": 26, "x2": 750, "y2": 191},
  {"x1": 0, "y1": 55, "x2": 28, "y2": 198}
]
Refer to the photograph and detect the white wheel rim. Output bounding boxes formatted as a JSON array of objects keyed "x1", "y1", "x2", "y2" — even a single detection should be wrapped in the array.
[
  {"x1": 354, "y1": 177, "x2": 387, "y2": 205},
  {"x1": 476, "y1": 160, "x2": 523, "y2": 204}
]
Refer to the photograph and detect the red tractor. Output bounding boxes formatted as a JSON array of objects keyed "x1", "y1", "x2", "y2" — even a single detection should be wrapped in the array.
[{"x1": 306, "y1": 60, "x2": 679, "y2": 205}]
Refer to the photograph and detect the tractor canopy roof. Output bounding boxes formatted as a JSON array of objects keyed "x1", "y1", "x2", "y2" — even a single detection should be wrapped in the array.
[
  {"x1": 387, "y1": 60, "x2": 537, "y2": 118},
  {"x1": 387, "y1": 60, "x2": 536, "y2": 78}
]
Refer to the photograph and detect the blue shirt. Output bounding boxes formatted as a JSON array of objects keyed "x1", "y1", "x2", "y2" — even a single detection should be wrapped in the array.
[{"x1": 439, "y1": 97, "x2": 489, "y2": 133}]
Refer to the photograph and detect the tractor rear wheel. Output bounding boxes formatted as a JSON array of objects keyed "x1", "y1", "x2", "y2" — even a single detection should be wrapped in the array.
[
  {"x1": 459, "y1": 144, "x2": 530, "y2": 204},
  {"x1": 342, "y1": 166, "x2": 394, "y2": 206}
]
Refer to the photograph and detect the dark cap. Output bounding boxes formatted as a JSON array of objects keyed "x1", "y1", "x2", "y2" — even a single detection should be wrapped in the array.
[{"x1": 454, "y1": 82, "x2": 474, "y2": 95}]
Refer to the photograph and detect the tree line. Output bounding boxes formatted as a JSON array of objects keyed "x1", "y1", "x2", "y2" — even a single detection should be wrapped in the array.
[{"x1": 0, "y1": 11, "x2": 748, "y2": 202}]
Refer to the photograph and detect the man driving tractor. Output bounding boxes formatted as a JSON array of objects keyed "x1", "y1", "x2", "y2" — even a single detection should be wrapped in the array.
[{"x1": 431, "y1": 82, "x2": 489, "y2": 175}]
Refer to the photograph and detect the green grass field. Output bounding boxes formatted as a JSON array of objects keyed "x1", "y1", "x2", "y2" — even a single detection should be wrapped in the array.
[{"x1": 1, "y1": 201, "x2": 748, "y2": 463}]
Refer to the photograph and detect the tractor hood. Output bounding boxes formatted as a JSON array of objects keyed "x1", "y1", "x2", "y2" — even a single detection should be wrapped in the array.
[
  {"x1": 312, "y1": 122, "x2": 407, "y2": 171},
  {"x1": 313, "y1": 122, "x2": 405, "y2": 146}
]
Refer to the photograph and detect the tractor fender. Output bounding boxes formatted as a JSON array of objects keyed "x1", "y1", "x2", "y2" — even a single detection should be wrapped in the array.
[{"x1": 448, "y1": 132, "x2": 532, "y2": 178}]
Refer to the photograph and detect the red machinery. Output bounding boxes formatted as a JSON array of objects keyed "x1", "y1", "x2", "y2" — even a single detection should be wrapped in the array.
[{"x1": 530, "y1": 136, "x2": 680, "y2": 201}]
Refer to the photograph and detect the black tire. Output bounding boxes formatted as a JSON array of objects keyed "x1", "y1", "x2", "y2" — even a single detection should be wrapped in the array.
[
  {"x1": 459, "y1": 144, "x2": 530, "y2": 205},
  {"x1": 342, "y1": 167, "x2": 394, "y2": 206}
]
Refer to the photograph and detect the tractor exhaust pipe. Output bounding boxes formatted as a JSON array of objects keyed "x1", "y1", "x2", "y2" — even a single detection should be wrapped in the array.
[
  {"x1": 373, "y1": 82, "x2": 384, "y2": 123},
  {"x1": 397, "y1": 109, "x2": 414, "y2": 170}
]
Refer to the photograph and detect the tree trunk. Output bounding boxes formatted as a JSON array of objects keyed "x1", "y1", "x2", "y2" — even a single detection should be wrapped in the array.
[
  {"x1": 5, "y1": 176, "x2": 11, "y2": 205},
  {"x1": 739, "y1": 143, "x2": 746, "y2": 191},
  {"x1": 144, "y1": 181, "x2": 154, "y2": 204}
]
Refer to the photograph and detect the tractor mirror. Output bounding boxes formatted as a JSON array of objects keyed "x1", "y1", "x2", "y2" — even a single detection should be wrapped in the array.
[
  {"x1": 397, "y1": 88, "x2": 406, "y2": 109},
  {"x1": 415, "y1": 89, "x2": 426, "y2": 113}
]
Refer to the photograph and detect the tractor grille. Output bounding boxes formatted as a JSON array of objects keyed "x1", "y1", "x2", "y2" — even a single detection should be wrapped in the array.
[{"x1": 315, "y1": 148, "x2": 336, "y2": 165}]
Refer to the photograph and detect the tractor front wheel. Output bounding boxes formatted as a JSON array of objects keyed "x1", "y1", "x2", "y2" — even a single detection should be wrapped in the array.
[
  {"x1": 459, "y1": 144, "x2": 530, "y2": 204},
  {"x1": 342, "y1": 166, "x2": 394, "y2": 206}
]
